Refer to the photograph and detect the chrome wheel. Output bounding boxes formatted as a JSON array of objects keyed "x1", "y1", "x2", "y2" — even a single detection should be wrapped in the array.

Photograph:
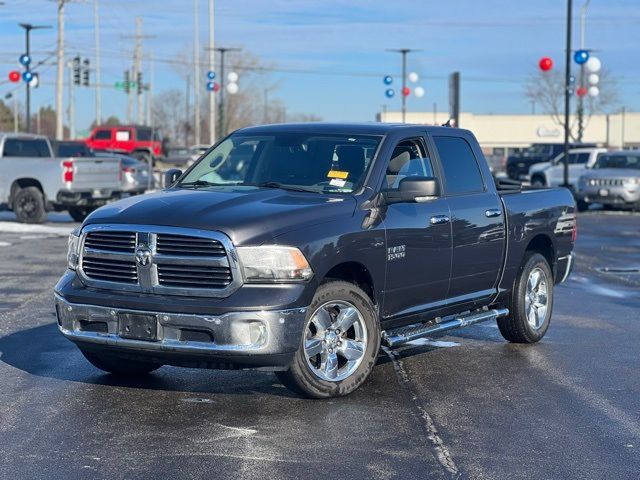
[
  {"x1": 525, "y1": 267, "x2": 548, "y2": 329},
  {"x1": 304, "y1": 300, "x2": 368, "y2": 382}
]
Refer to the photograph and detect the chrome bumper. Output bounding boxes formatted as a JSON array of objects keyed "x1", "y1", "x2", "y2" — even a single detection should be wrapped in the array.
[{"x1": 55, "y1": 295, "x2": 307, "y2": 366}]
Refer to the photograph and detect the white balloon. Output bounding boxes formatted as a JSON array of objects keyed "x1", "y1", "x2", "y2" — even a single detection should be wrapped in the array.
[
  {"x1": 227, "y1": 71, "x2": 239, "y2": 83},
  {"x1": 408, "y1": 72, "x2": 419, "y2": 83},
  {"x1": 414, "y1": 86, "x2": 425, "y2": 98},
  {"x1": 226, "y1": 82, "x2": 239, "y2": 94},
  {"x1": 588, "y1": 73, "x2": 599, "y2": 85},
  {"x1": 588, "y1": 86, "x2": 599, "y2": 97},
  {"x1": 585, "y1": 56, "x2": 601, "y2": 73}
]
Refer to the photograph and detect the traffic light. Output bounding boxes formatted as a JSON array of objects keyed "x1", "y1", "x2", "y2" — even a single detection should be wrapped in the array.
[
  {"x1": 136, "y1": 71, "x2": 143, "y2": 95},
  {"x1": 72, "y1": 56, "x2": 81, "y2": 86},
  {"x1": 124, "y1": 70, "x2": 130, "y2": 94},
  {"x1": 82, "y1": 58, "x2": 90, "y2": 87}
]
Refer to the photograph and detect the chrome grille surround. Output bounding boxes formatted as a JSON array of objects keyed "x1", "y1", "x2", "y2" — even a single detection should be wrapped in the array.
[{"x1": 77, "y1": 224, "x2": 242, "y2": 297}]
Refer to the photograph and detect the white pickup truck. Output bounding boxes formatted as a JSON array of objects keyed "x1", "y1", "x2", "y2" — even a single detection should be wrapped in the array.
[
  {"x1": 528, "y1": 147, "x2": 608, "y2": 190},
  {"x1": 0, "y1": 133, "x2": 123, "y2": 223}
]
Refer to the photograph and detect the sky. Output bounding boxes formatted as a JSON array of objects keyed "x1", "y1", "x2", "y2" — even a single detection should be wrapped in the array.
[{"x1": 0, "y1": 0, "x2": 639, "y2": 134}]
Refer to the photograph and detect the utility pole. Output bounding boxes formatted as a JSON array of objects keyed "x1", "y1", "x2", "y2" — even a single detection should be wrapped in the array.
[
  {"x1": 123, "y1": 18, "x2": 153, "y2": 125},
  {"x1": 577, "y1": 0, "x2": 591, "y2": 142},
  {"x1": 387, "y1": 48, "x2": 421, "y2": 123},
  {"x1": 185, "y1": 74, "x2": 191, "y2": 145},
  {"x1": 562, "y1": 0, "x2": 573, "y2": 188},
  {"x1": 208, "y1": 0, "x2": 215, "y2": 144},
  {"x1": 13, "y1": 93, "x2": 19, "y2": 133},
  {"x1": 93, "y1": 0, "x2": 102, "y2": 125},
  {"x1": 214, "y1": 47, "x2": 241, "y2": 137},
  {"x1": 193, "y1": 0, "x2": 200, "y2": 146},
  {"x1": 67, "y1": 60, "x2": 75, "y2": 139},
  {"x1": 55, "y1": 0, "x2": 65, "y2": 139},
  {"x1": 147, "y1": 52, "x2": 154, "y2": 126}
]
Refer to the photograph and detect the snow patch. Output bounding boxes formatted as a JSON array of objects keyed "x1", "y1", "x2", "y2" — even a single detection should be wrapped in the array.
[
  {"x1": 0, "y1": 241, "x2": 11, "y2": 247},
  {"x1": 405, "y1": 338, "x2": 460, "y2": 348},
  {"x1": 0, "y1": 222, "x2": 73, "y2": 236}
]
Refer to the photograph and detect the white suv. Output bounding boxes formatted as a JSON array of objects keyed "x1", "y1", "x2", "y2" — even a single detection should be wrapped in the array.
[{"x1": 528, "y1": 147, "x2": 607, "y2": 189}]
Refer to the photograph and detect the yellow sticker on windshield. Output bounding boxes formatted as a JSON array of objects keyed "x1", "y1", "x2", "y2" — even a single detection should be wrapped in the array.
[{"x1": 327, "y1": 170, "x2": 349, "y2": 179}]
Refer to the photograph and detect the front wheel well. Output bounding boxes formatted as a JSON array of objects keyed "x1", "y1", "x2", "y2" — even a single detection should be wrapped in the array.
[
  {"x1": 323, "y1": 262, "x2": 376, "y2": 305},
  {"x1": 10, "y1": 179, "x2": 44, "y2": 204}
]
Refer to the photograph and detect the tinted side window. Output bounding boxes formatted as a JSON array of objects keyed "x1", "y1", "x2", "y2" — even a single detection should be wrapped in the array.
[
  {"x1": 573, "y1": 153, "x2": 590, "y2": 164},
  {"x1": 385, "y1": 138, "x2": 434, "y2": 190},
  {"x1": 3, "y1": 139, "x2": 51, "y2": 157},
  {"x1": 94, "y1": 129, "x2": 111, "y2": 140},
  {"x1": 433, "y1": 136, "x2": 484, "y2": 194},
  {"x1": 136, "y1": 127, "x2": 152, "y2": 141}
]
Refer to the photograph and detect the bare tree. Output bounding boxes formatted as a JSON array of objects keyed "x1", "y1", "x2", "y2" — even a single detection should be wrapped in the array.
[
  {"x1": 525, "y1": 69, "x2": 619, "y2": 141},
  {"x1": 152, "y1": 89, "x2": 187, "y2": 146}
]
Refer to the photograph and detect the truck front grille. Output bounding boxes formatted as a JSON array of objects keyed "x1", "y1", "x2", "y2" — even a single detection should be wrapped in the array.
[
  {"x1": 82, "y1": 256, "x2": 138, "y2": 283},
  {"x1": 157, "y1": 264, "x2": 232, "y2": 288},
  {"x1": 84, "y1": 231, "x2": 136, "y2": 253},
  {"x1": 588, "y1": 178, "x2": 624, "y2": 186},
  {"x1": 156, "y1": 233, "x2": 226, "y2": 256},
  {"x1": 78, "y1": 225, "x2": 241, "y2": 297}
]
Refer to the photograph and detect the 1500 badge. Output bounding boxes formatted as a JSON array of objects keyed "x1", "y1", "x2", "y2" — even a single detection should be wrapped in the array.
[{"x1": 387, "y1": 245, "x2": 406, "y2": 261}]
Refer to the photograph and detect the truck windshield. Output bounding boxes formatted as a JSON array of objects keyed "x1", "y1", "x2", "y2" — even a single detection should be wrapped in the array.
[
  {"x1": 178, "y1": 133, "x2": 381, "y2": 194},
  {"x1": 593, "y1": 154, "x2": 640, "y2": 170}
]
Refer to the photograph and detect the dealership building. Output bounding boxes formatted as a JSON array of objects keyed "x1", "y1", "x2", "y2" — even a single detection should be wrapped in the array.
[{"x1": 378, "y1": 110, "x2": 640, "y2": 168}]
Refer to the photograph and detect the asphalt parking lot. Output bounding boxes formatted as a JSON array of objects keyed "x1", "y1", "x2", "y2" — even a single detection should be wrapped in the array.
[{"x1": 0, "y1": 210, "x2": 638, "y2": 480}]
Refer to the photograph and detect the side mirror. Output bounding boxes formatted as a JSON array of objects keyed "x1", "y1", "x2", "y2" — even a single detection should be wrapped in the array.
[
  {"x1": 164, "y1": 168, "x2": 182, "y2": 188},
  {"x1": 384, "y1": 176, "x2": 440, "y2": 204}
]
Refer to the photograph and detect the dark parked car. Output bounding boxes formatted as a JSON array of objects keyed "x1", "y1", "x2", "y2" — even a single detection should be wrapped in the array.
[
  {"x1": 507, "y1": 142, "x2": 596, "y2": 180},
  {"x1": 56, "y1": 123, "x2": 576, "y2": 398}
]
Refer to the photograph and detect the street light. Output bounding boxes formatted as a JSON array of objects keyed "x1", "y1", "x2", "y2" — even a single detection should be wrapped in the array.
[{"x1": 18, "y1": 23, "x2": 51, "y2": 133}]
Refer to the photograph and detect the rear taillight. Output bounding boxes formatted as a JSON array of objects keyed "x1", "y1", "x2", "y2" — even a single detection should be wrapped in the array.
[
  {"x1": 122, "y1": 167, "x2": 135, "y2": 173},
  {"x1": 62, "y1": 160, "x2": 74, "y2": 183}
]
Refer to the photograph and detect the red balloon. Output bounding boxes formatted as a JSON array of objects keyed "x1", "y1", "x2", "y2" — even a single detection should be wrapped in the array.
[
  {"x1": 401, "y1": 86, "x2": 411, "y2": 97},
  {"x1": 8, "y1": 70, "x2": 20, "y2": 82},
  {"x1": 576, "y1": 87, "x2": 588, "y2": 97},
  {"x1": 539, "y1": 57, "x2": 553, "y2": 72},
  {"x1": 212, "y1": 82, "x2": 220, "y2": 92}
]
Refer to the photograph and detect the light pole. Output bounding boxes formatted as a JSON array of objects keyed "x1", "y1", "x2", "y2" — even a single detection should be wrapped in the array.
[
  {"x1": 214, "y1": 47, "x2": 241, "y2": 136},
  {"x1": 577, "y1": 0, "x2": 591, "y2": 141},
  {"x1": 562, "y1": 0, "x2": 573, "y2": 188},
  {"x1": 387, "y1": 48, "x2": 421, "y2": 123},
  {"x1": 19, "y1": 23, "x2": 51, "y2": 133}
]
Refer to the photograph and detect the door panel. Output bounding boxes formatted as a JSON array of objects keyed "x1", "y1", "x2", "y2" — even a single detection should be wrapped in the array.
[{"x1": 383, "y1": 200, "x2": 452, "y2": 318}]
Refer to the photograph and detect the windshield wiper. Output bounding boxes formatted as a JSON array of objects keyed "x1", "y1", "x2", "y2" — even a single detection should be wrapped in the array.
[
  {"x1": 256, "y1": 181, "x2": 320, "y2": 193},
  {"x1": 178, "y1": 180, "x2": 227, "y2": 189}
]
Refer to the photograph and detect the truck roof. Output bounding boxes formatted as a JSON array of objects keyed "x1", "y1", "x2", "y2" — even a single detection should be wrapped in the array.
[
  {"x1": 0, "y1": 132, "x2": 49, "y2": 140},
  {"x1": 236, "y1": 122, "x2": 467, "y2": 136}
]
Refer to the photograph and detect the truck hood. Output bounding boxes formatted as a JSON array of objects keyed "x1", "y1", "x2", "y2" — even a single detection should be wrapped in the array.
[
  {"x1": 581, "y1": 168, "x2": 640, "y2": 179},
  {"x1": 85, "y1": 187, "x2": 357, "y2": 245}
]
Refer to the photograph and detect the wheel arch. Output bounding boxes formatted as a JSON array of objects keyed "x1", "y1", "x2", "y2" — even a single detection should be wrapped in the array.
[
  {"x1": 525, "y1": 233, "x2": 556, "y2": 278},
  {"x1": 323, "y1": 261, "x2": 377, "y2": 306},
  {"x1": 10, "y1": 178, "x2": 45, "y2": 204}
]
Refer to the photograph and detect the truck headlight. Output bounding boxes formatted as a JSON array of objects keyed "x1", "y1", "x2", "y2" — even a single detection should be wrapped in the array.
[
  {"x1": 237, "y1": 246, "x2": 313, "y2": 283},
  {"x1": 67, "y1": 229, "x2": 81, "y2": 270},
  {"x1": 624, "y1": 177, "x2": 640, "y2": 185}
]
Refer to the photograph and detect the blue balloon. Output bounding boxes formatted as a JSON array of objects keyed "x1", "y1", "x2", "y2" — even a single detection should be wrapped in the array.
[
  {"x1": 383, "y1": 75, "x2": 393, "y2": 85},
  {"x1": 574, "y1": 50, "x2": 589, "y2": 65},
  {"x1": 19, "y1": 54, "x2": 31, "y2": 66},
  {"x1": 385, "y1": 88, "x2": 395, "y2": 98},
  {"x1": 206, "y1": 81, "x2": 215, "y2": 91},
  {"x1": 207, "y1": 71, "x2": 216, "y2": 80},
  {"x1": 22, "y1": 71, "x2": 33, "y2": 82}
]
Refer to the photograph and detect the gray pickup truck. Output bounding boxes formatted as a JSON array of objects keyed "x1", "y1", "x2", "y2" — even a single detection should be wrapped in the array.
[
  {"x1": 0, "y1": 133, "x2": 123, "y2": 223},
  {"x1": 56, "y1": 123, "x2": 576, "y2": 398}
]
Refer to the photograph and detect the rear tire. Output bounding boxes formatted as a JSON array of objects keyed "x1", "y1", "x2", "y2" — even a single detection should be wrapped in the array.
[
  {"x1": 13, "y1": 186, "x2": 47, "y2": 224},
  {"x1": 276, "y1": 280, "x2": 380, "y2": 398},
  {"x1": 498, "y1": 253, "x2": 554, "y2": 344},
  {"x1": 531, "y1": 175, "x2": 546, "y2": 188},
  {"x1": 80, "y1": 348, "x2": 161, "y2": 376}
]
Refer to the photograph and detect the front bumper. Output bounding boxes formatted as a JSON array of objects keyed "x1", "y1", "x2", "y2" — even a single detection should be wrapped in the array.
[
  {"x1": 577, "y1": 185, "x2": 640, "y2": 206},
  {"x1": 55, "y1": 294, "x2": 307, "y2": 370}
]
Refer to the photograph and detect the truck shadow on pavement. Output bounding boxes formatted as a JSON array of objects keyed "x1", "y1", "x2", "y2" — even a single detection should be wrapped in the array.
[{"x1": 0, "y1": 322, "x2": 305, "y2": 398}]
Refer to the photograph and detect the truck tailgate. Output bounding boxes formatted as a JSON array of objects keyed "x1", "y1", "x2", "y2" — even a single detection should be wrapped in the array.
[{"x1": 66, "y1": 157, "x2": 122, "y2": 191}]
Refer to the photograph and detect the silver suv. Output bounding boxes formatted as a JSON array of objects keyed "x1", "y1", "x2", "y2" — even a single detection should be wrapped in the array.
[{"x1": 576, "y1": 150, "x2": 640, "y2": 211}]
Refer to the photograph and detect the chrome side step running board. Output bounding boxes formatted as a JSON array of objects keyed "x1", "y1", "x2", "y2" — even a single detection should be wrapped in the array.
[{"x1": 382, "y1": 308, "x2": 510, "y2": 348}]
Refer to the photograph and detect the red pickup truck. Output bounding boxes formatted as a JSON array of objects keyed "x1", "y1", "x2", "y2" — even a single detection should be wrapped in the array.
[{"x1": 85, "y1": 125, "x2": 164, "y2": 165}]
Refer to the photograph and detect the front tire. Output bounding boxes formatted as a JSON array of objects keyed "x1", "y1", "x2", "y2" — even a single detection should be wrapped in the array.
[
  {"x1": 80, "y1": 348, "x2": 161, "y2": 376},
  {"x1": 13, "y1": 186, "x2": 47, "y2": 224},
  {"x1": 68, "y1": 206, "x2": 96, "y2": 222},
  {"x1": 576, "y1": 199, "x2": 589, "y2": 212},
  {"x1": 498, "y1": 253, "x2": 554, "y2": 344},
  {"x1": 276, "y1": 280, "x2": 380, "y2": 398},
  {"x1": 531, "y1": 175, "x2": 546, "y2": 188}
]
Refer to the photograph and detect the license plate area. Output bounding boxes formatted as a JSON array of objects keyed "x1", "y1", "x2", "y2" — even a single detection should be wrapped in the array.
[
  {"x1": 599, "y1": 188, "x2": 609, "y2": 197},
  {"x1": 118, "y1": 313, "x2": 158, "y2": 341}
]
